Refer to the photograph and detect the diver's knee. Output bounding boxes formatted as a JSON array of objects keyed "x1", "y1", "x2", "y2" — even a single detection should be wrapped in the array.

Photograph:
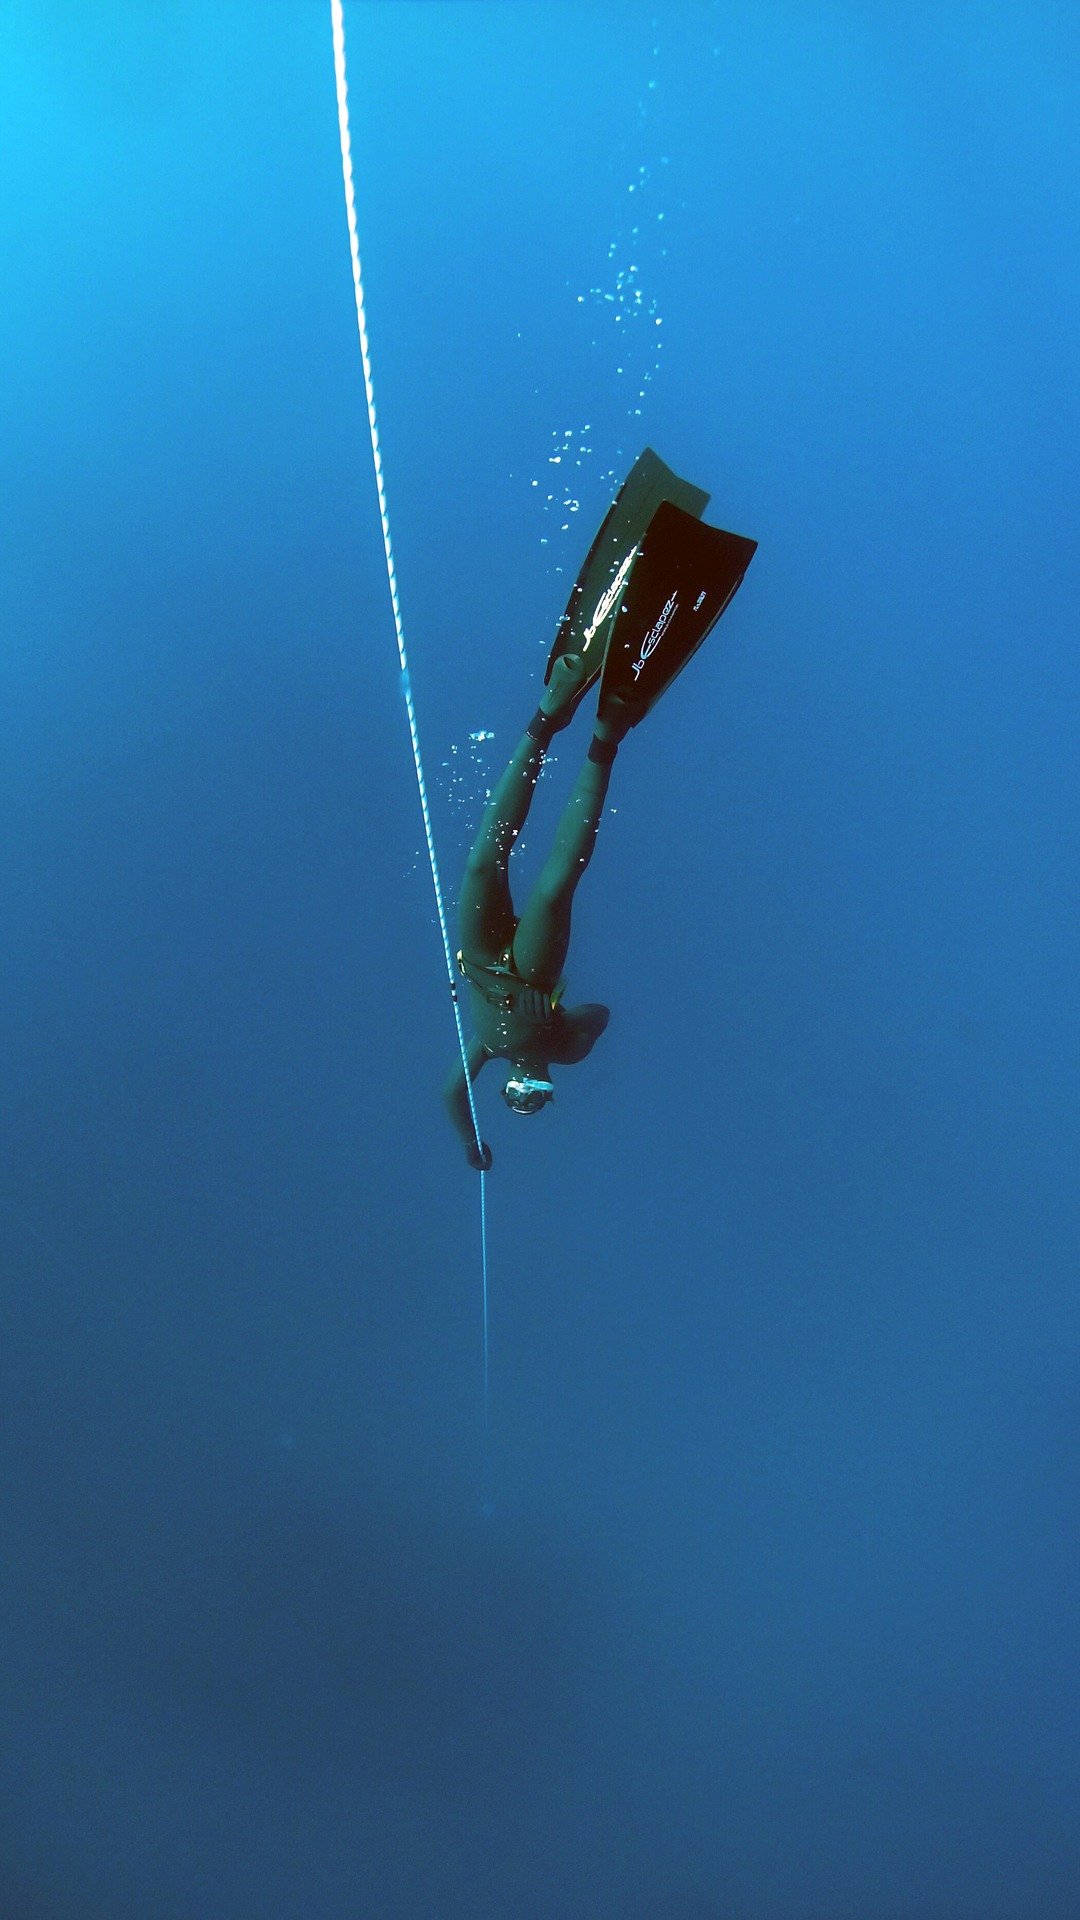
[
  {"x1": 464, "y1": 846, "x2": 498, "y2": 884},
  {"x1": 531, "y1": 868, "x2": 573, "y2": 914}
]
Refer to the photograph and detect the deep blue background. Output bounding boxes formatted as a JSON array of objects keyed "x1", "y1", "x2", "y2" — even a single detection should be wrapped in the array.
[{"x1": 2, "y1": 4, "x2": 1078, "y2": 1916}]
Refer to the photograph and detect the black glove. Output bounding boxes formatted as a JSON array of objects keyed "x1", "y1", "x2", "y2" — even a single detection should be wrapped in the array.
[{"x1": 466, "y1": 1139, "x2": 493, "y2": 1173}]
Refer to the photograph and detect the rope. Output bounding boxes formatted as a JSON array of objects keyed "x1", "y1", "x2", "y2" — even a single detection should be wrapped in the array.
[{"x1": 329, "y1": 0, "x2": 491, "y2": 1441}]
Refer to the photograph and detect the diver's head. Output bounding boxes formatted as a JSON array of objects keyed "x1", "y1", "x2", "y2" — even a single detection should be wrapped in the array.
[{"x1": 501, "y1": 1066, "x2": 555, "y2": 1116}]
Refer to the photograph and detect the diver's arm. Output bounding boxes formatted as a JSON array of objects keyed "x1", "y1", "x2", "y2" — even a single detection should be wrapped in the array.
[
  {"x1": 442, "y1": 1035, "x2": 492, "y2": 1156},
  {"x1": 557, "y1": 1003, "x2": 610, "y2": 1063}
]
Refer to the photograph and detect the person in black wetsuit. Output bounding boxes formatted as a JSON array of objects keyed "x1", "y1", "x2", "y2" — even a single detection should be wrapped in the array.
[
  {"x1": 443, "y1": 656, "x2": 636, "y2": 1169},
  {"x1": 443, "y1": 446, "x2": 757, "y2": 1170}
]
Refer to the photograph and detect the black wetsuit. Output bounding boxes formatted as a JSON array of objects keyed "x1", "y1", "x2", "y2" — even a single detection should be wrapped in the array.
[{"x1": 443, "y1": 713, "x2": 612, "y2": 1149}]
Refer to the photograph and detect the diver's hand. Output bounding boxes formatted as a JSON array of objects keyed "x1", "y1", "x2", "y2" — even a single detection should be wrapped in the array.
[
  {"x1": 466, "y1": 1139, "x2": 493, "y2": 1173},
  {"x1": 516, "y1": 983, "x2": 555, "y2": 1027}
]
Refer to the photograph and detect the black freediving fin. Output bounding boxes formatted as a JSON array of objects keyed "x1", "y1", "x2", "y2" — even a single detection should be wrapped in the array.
[
  {"x1": 544, "y1": 447, "x2": 710, "y2": 692},
  {"x1": 597, "y1": 498, "x2": 757, "y2": 725}
]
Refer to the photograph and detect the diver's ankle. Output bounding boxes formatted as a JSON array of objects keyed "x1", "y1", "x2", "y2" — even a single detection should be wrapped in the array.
[{"x1": 526, "y1": 707, "x2": 556, "y2": 747}]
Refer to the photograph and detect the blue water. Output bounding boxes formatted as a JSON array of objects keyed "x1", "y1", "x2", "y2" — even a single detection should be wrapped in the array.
[{"x1": 3, "y1": 5, "x2": 1079, "y2": 1916}]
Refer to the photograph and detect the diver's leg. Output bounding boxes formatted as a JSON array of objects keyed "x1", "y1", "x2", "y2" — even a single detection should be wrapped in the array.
[
  {"x1": 510, "y1": 746, "x2": 614, "y2": 989},
  {"x1": 511, "y1": 698, "x2": 637, "y2": 987},
  {"x1": 457, "y1": 730, "x2": 544, "y2": 961},
  {"x1": 457, "y1": 657, "x2": 587, "y2": 962}
]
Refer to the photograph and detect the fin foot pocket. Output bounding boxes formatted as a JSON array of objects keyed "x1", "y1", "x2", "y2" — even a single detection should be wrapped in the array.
[{"x1": 540, "y1": 652, "x2": 592, "y2": 729}]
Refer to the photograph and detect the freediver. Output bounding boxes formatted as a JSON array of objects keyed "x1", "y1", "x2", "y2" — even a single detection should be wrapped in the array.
[{"x1": 444, "y1": 447, "x2": 756, "y2": 1169}]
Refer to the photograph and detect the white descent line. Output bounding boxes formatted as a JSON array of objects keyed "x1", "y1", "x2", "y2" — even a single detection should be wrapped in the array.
[{"x1": 329, "y1": 0, "x2": 490, "y2": 1415}]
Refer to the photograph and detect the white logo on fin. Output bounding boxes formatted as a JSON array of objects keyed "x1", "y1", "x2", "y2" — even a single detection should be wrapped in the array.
[
  {"x1": 630, "y1": 591, "x2": 678, "y2": 680},
  {"x1": 584, "y1": 547, "x2": 638, "y2": 646}
]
